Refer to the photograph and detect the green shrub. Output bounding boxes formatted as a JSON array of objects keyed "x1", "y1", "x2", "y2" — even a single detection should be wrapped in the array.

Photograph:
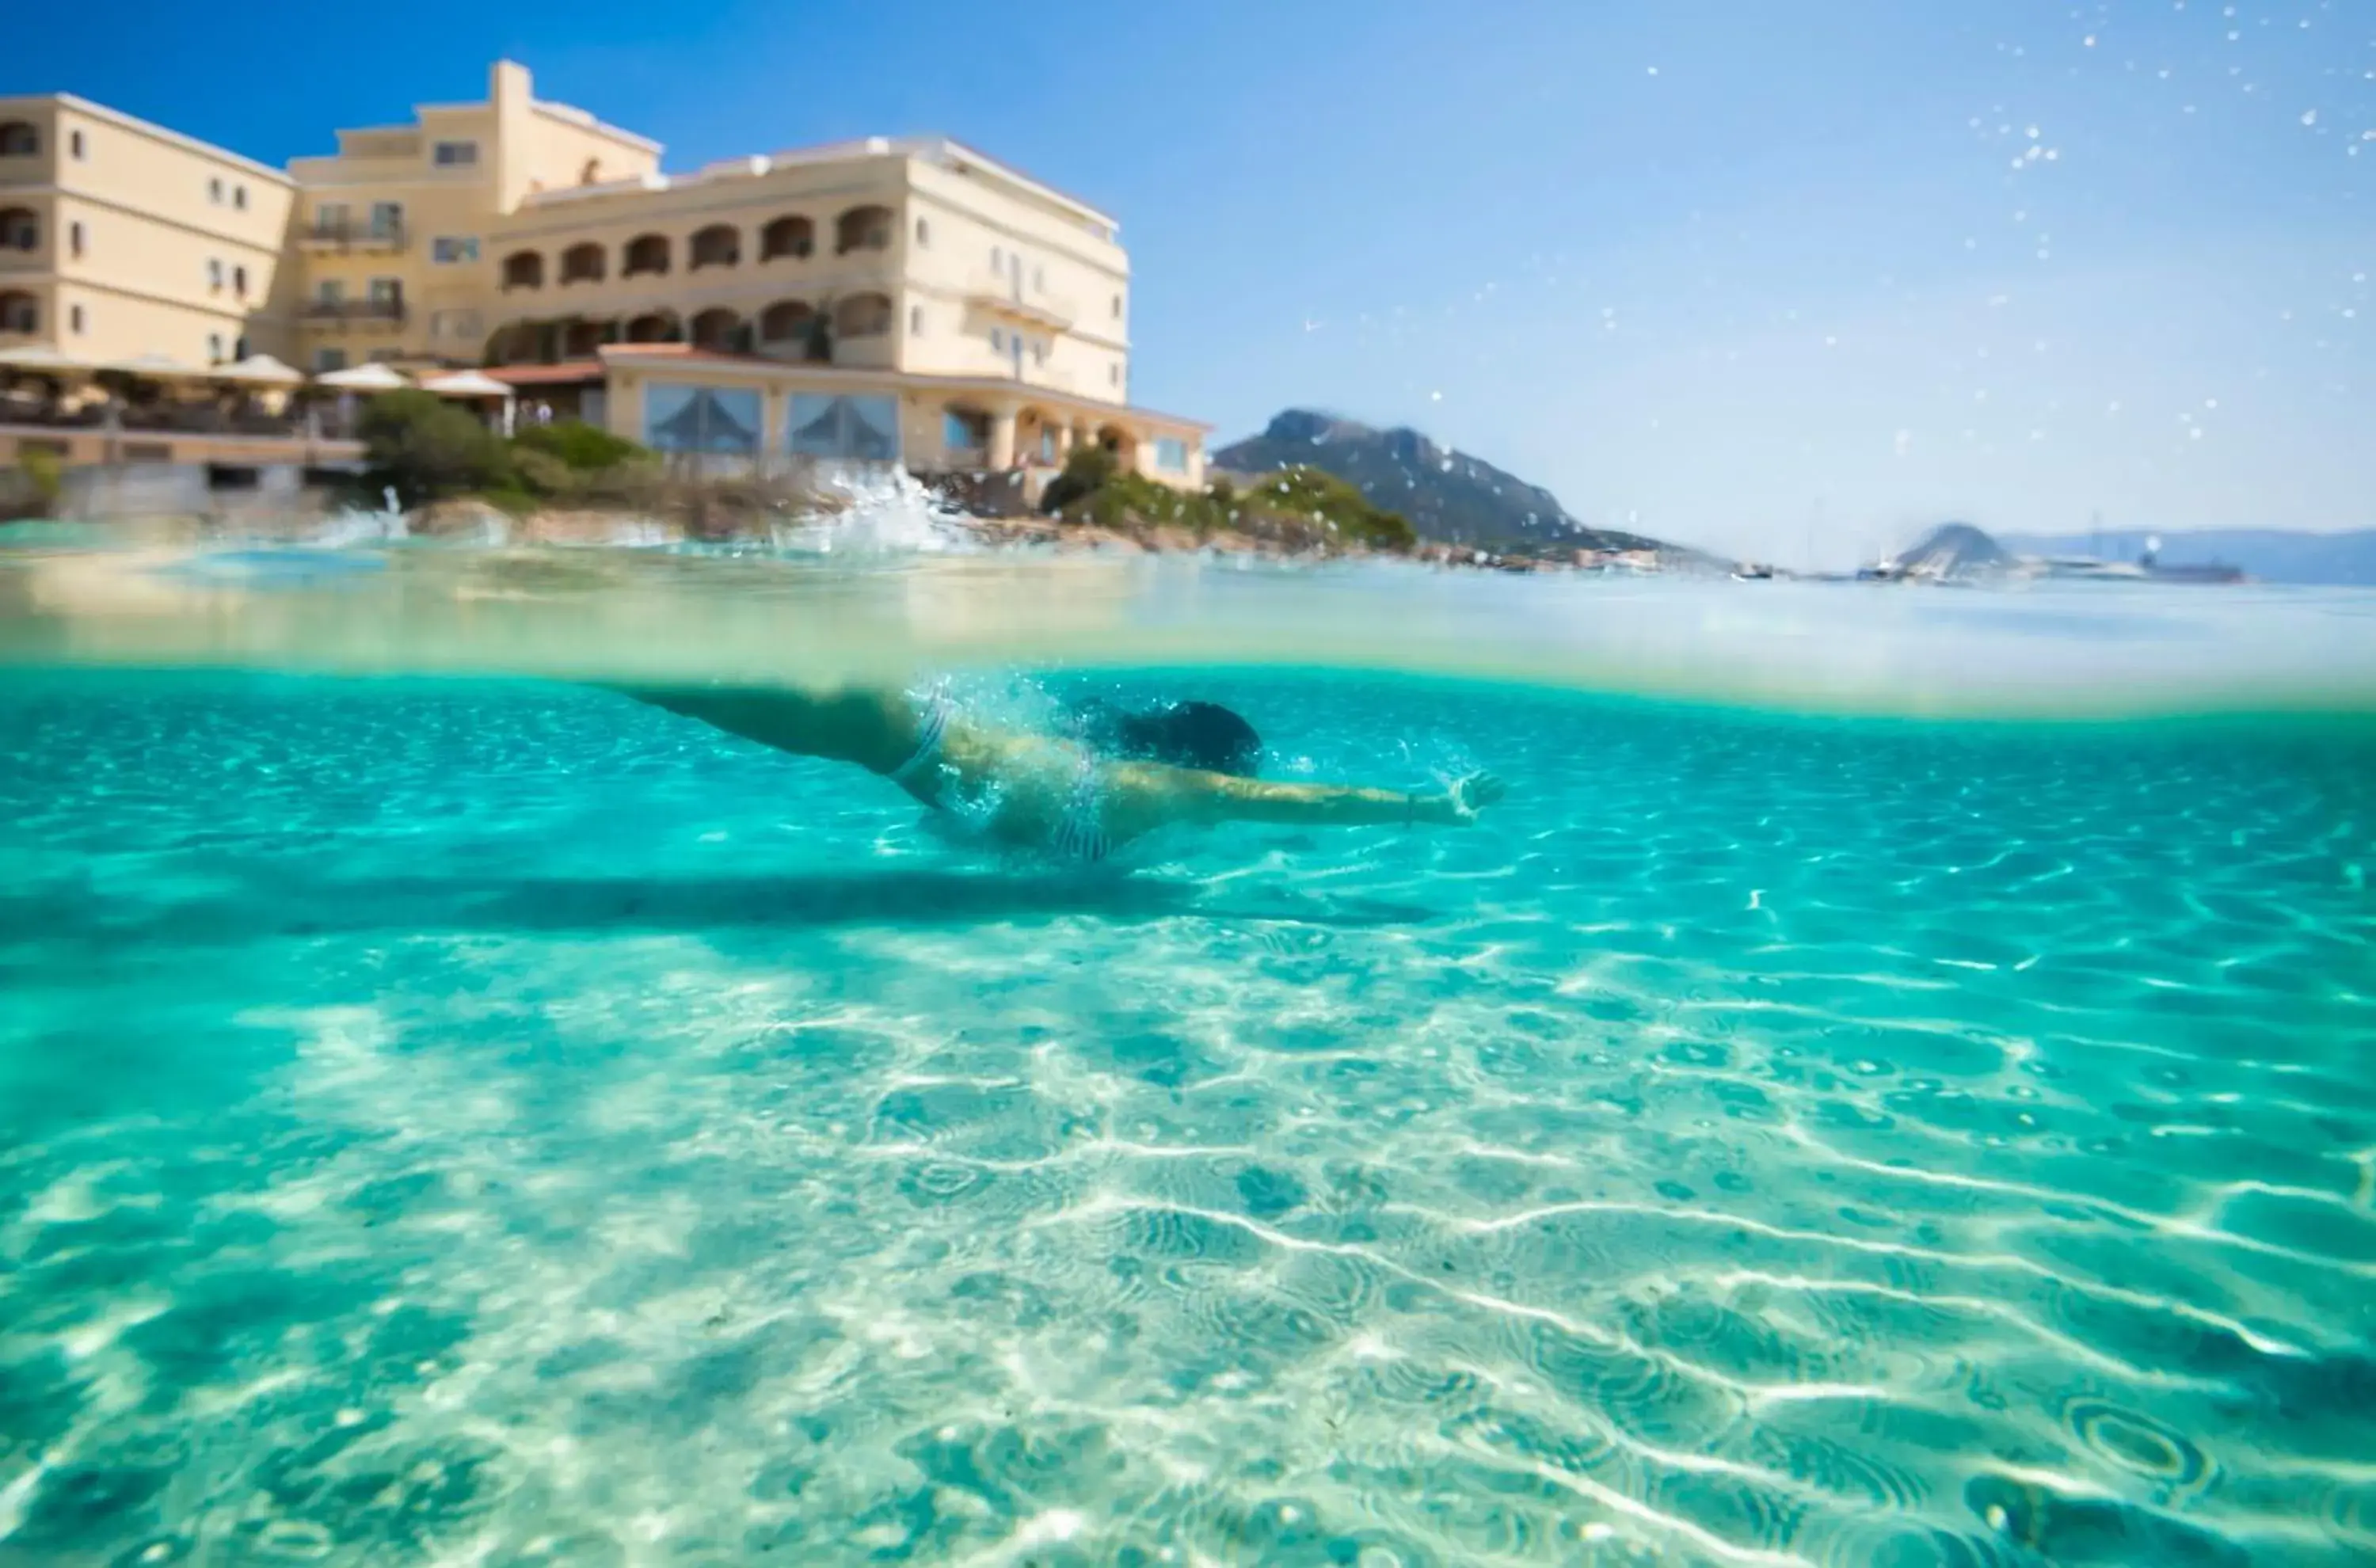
[
  {"x1": 1248, "y1": 466, "x2": 1416, "y2": 551},
  {"x1": 1038, "y1": 443, "x2": 1119, "y2": 514},
  {"x1": 1040, "y1": 451, "x2": 1414, "y2": 553},
  {"x1": 511, "y1": 418, "x2": 643, "y2": 474},
  {"x1": 360, "y1": 390, "x2": 511, "y2": 506}
]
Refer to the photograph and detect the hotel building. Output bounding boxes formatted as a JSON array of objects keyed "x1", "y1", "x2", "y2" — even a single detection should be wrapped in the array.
[{"x1": 0, "y1": 63, "x2": 1205, "y2": 486}]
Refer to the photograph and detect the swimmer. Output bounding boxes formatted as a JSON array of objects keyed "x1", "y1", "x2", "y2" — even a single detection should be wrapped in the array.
[{"x1": 613, "y1": 682, "x2": 1504, "y2": 861}]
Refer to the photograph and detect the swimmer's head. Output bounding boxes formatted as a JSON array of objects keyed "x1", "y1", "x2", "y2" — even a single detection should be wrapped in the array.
[{"x1": 1079, "y1": 698, "x2": 1262, "y2": 777}]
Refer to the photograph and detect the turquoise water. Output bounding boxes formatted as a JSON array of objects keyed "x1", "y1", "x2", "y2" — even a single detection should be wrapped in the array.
[{"x1": 2, "y1": 552, "x2": 2375, "y2": 1566}]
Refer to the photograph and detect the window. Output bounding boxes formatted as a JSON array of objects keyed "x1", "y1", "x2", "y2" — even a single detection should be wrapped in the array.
[
  {"x1": 69, "y1": 304, "x2": 84, "y2": 334},
  {"x1": 234, "y1": 185, "x2": 248, "y2": 211},
  {"x1": 909, "y1": 304, "x2": 923, "y2": 336},
  {"x1": 367, "y1": 277, "x2": 401, "y2": 306},
  {"x1": 943, "y1": 408, "x2": 990, "y2": 455},
  {"x1": 70, "y1": 130, "x2": 85, "y2": 160},
  {"x1": 787, "y1": 394, "x2": 900, "y2": 461},
  {"x1": 1110, "y1": 363, "x2": 1121, "y2": 386},
  {"x1": 1155, "y1": 437, "x2": 1189, "y2": 473},
  {"x1": 208, "y1": 177, "x2": 223, "y2": 204},
  {"x1": 369, "y1": 200, "x2": 402, "y2": 237},
  {"x1": 432, "y1": 140, "x2": 479, "y2": 167},
  {"x1": 431, "y1": 235, "x2": 479, "y2": 265},
  {"x1": 1, "y1": 211, "x2": 36, "y2": 250},
  {"x1": 0, "y1": 123, "x2": 38, "y2": 157},
  {"x1": 235, "y1": 335, "x2": 248, "y2": 360},
  {"x1": 990, "y1": 245, "x2": 1003, "y2": 269},
  {"x1": 314, "y1": 202, "x2": 349, "y2": 238},
  {"x1": 316, "y1": 280, "x2": 345, "y2": 304},
  {"x1": 1112, "y1": 293, "x2": 1122, "y2": 318},
  {"x1": 642, "y1": 383, "x2": 764, "y2": 455},
  {"x1": 1032, "y1": 265, "x2": 1045, "y2": 291},
  {"x1": 0, "y1": 295, "x2": 36, "y2": 333},
  {"x1": 207, "y1": 333, "x2": 224, "y2": 363},
  {"x1": 314, "y1": 347, "x2": 348, "y2": 372},
  {"x1": 990, "y1": 327, "x2": 1004, "y2": 352},
  {"x1": 207, "y1": 257, "x2": 224, "y2": 291},
  {"x1": 1038, "y1": 427, "x2": 1058, "y2": 463},
  {"x1": 234, "y1": 265, "x2": 249, "y2": 296},
  {"x1": 915, "y1": 216, "x2": 930, "y2": 246},
  {"x1": 69, "y1": 221, "x2": 83, "y2": 258},
  {"x1": 429, "y1": 309, "x2": 482, "y2": 340}
]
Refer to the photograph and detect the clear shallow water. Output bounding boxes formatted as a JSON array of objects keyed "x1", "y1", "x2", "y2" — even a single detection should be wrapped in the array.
[{"x1": 2, "y1": 655, "x2": 2373, "y2": 1567}]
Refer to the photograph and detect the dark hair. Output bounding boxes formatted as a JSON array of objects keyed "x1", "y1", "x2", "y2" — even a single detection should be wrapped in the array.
[{"x1": 1075, "y1": 698, "x2": 1262, "y2": 776}]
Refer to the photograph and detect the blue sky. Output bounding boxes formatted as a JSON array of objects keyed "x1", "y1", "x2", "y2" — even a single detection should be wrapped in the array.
[{"x1": 12, "y1": 1, "x2": 2371, "y2": 561}]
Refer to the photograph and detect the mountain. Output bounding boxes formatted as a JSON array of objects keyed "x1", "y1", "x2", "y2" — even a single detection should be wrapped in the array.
[
  {"x1": 1886, "y1": 521, "x2": 2016, "y2": 580},
  {"x1": 1213, "y1": 409, "x2": 1698, "y2": 558},
  {"x1": 2000, "y1": 529, "x2": 2376, "y2": 587}
]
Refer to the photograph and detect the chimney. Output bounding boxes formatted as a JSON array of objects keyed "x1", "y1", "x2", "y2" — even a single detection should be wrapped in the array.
[{"x1": 489, "y1": 59, "x2": 535, "y2": 215}]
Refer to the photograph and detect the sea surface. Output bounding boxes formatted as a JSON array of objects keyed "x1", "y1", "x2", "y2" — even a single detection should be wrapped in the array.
[{"x1": 2, "y1": 538, "x2": 2373, "y2": 1566}]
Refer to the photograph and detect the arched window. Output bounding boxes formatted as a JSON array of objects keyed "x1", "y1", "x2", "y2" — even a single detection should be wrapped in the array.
[
  {"x1": 688, "y1": 307, "x2": 742, "y2": 349},
  {"x1": 914, "y1": 215, "x2": 930, "y2": 247},
  {"x1": 758, "y1": 300, "x2": 815, "y2": 343},
  {"x1": 760, "y1": 215, "x2": 813, "y2": 261},
  {"x1": 834, "y1": 205, "x2": 893, "y2": 256},
  {"x1": 689, "y1": 224, "x2": 740, "y2": 270},
  {"x1": 0, "y1": 292, "x2": 39, "y2": 333},
  {"x1": 0, "y1": 207, "x2": 37, "y2": 251},
  {"x1": 623, "y1": 311, "x2": 679, "y2": 344},
  {"x1": 622, "y1": 234, "x2": 670, "y2": 278},
  {"x1": 558, "y1": 242, "x2": 605, "y2": 284},
  {"x1": 501, "y1": 250, "x2": 544, "y2": 291},
  {"x1": 834, "y1": 292, "x2": 894, "y2": 338},
  {"x1": 0, "y1": 123, "x2": 40, "y2": 157},
  {"x1": 561, "y1": 319, "x2": 613, "y2": 357}
]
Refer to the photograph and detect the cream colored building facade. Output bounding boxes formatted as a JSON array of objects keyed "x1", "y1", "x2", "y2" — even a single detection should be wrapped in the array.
[
  {"x1": 0, "y1": 95, "x2": 297, "y2": 368},
  {"x1": 2, "y1": 63, "x2": 1205, "y2": 485}
]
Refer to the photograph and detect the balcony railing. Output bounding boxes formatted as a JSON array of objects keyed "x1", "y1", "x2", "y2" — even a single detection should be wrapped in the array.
[
  {"x1": 0, "y1": 399, "x2": 357, "y2": 441},
  {"x1": 966, "y1": 269, "x2": 1076, "y2": 329},
  {"x1": 301, "y1": 297, "x2": 407, "y2": 326},
  {"x1": 300, "y1": 219, "x2": 406, "y2": 251}
]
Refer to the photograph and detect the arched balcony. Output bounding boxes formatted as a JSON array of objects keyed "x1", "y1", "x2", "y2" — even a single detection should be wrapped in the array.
[
  {"x1": 623, "y1": 310, "x2": 680, "y2": 344},
  {"x1": 622, "y1": 233, "x2": 671, "y2": 279},
  {"x1": 834, "y1": 292, "x2": 894, "y2": 339},
  {"x1": 562, "y1": 318, "x2": 613, "y2": 358},
  {"x1": 834, "y1": 205, "x2": 893, "y2": 257},
  {"x1": 0, "y1": 291, "x2": 37, "y2": 334},
  {"x1": 689, "y1": 224, "x2": 740, "y2": 271},
  {"x1": 0, "y1": 123, "x2": 36, "y2": 158},
  {"x1": 758, "y1": 300, "x2": 822, "y2": 361},
  {"x1": 484, "y1": 322, "x2": 545, "y2": 365},
  {"x1": 500, "y1": 250, "x2": 543, "y2": 291},
  {"x1": 0, "y1": 207, "x2": 37, "y2": 252},
  {"x1": 687, "y1": 308, "x2": 744, "y2": 351},
  {"x1": 760, "y1": 215, "x2": 813, "y2": 261},
  {"x1": 558, "y1": 242, "x2": 606, "y2": 285}
]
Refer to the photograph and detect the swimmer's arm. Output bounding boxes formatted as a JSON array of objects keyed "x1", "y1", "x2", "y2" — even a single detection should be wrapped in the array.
[{"x1": 1129, "y1": 767, "x2": 1505, "y2": 830}]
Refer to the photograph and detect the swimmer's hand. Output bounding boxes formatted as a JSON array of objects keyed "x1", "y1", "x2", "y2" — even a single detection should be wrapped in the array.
[{"x1": 1423, "y1": 771, "x2": 1507, "y2": 825}]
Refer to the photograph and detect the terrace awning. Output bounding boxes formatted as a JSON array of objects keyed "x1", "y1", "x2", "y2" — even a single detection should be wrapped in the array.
[
  {"x1": 417, "y1": 369, "x2": 514, "y2": 400},
  {"x1": 211, "y1": 353, "x2": 307, "y2": 386},
  {"x1": 313, "y1": 361, "x2": 411, "y2": 392}
]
